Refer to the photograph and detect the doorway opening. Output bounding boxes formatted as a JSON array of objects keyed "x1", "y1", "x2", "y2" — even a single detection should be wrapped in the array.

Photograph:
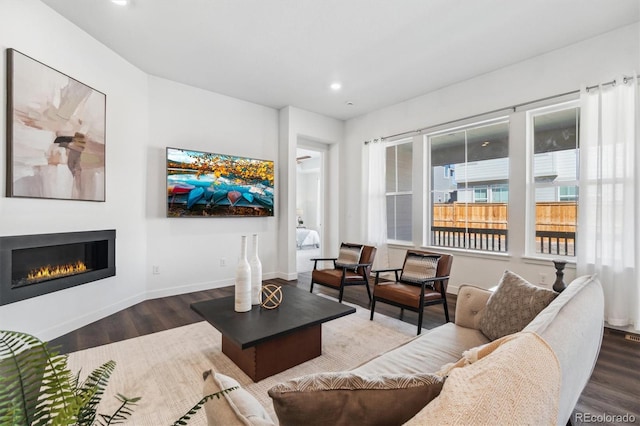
[{"x1": 296, "y1": 145, "x2": 324, "y2": 273}]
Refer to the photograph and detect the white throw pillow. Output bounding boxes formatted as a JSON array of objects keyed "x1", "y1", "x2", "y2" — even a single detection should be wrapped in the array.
[
  {"x1": 202, "y1": 370, "x2": 274, "y2": 426},
  {"x1": 406, "y1": 332, "x2": 560, "y2": 426}
]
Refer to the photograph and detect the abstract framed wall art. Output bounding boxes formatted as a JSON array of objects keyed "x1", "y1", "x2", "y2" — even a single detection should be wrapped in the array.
[
  {"x1": 166, "y1": 147, "x2": 275, "y2": 217},
  {"x1": 6, "y1": 49, "x2": 106, "y2": 201}
]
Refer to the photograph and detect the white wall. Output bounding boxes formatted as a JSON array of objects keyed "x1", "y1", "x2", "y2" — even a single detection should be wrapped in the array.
[
  {"x1": 345, "y1": 23, "x2": 640, "y2": 292},
  {"x1": 0, "y1": 1, "x2": 283, "y2": 341},
  {"x1": 145, "y1": 76, "x2": 279, "y2": 297},
  {"x1": 278, "y1": 107, "x2": 344, "y2": 279},
  {"x1": 0, "y1": 0, "x2": 148, "y2": 340},
  {"x1": 0, "y1": 1, "x2": 341, "y2": 341}
]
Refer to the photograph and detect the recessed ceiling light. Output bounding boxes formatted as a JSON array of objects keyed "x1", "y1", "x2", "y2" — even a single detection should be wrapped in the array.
[
  {"x1": 330, "y1": 82, "x2": 342, "y2": 91},
  {"x1": 111, "y1": 0, "x2": 129, "y2": 6},
  {"x1": 346, "y1": 101, "x2": 354, "y2": 106}
]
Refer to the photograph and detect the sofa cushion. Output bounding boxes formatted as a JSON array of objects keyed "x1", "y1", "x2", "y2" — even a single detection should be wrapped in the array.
[
  {"x1": 202, "y1": 370, "x2": 274, "y2": 426},
  {"x1": 335, "y1": 242, "x2": 363, "y2": 270},
  {"x1": 405, "y1": 331, "x2": 560, "y2": 426},
  {"x1": 268, "y1": 371, "x2": 443, "y2": 426},
  {"x1": 311, "y1": 268, "x2": 367, "y2": 289},
  {"x1": 352, "y1": 322, "x2": 490, "y2": 376},
  {"x1": 524, "y1": 274, "x2": 604, "y2": 424},
  {"x1": 454, "y1": 285, "x2": 492, "y2": 329},
  {"x1": 479, "y1": 270, "x2": 558, "y2": 340},
  {"x1": 524, "y1": 274, "x2": 597, "y2": 336},
  {"x1": 436, "y1": 333, "x2": 517, "y2": 375}
]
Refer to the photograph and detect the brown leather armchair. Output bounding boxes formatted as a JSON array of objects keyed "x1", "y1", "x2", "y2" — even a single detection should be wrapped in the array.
[
  {"x1": 370, "y1": 250, "x2": 452, "y2": 334},
  {"x1": 310, "y1": 244, "x2": 377, "y2": 303}
]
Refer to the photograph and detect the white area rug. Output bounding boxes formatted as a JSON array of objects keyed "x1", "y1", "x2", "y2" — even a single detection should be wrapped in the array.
[{"x1": 67, "y1": 302, "x2": 416, "y2": 425}]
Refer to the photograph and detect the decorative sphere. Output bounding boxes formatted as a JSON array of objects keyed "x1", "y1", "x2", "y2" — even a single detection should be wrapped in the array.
[{"x1": 261, "y1": 284, "x2": 283, "y2": 309}]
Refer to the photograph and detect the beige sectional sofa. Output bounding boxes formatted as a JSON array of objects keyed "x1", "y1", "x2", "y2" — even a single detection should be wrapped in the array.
[{"x1": 204, "y1": 273, "x2": 604, "y2": 425}]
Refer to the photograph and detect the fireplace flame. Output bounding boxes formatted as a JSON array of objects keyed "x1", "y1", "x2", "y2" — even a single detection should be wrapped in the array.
[{"x1": 27, "y1": 260, "x2": 88, "y2": 282}]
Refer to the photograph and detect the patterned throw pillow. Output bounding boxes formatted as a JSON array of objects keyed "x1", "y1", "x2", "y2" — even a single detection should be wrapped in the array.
[
  {"x1": 335, "y1": 243, "x2": 363, "y2": 270},
  {"x1": 479, "y1": 270, "x2": 558, "y2": 341},
  {"x1": 400, "y1": 253, "x2": 440, "y2": 284},
  {"x1": 268, "y1": 371, "x2": 444, "y2": 426}
]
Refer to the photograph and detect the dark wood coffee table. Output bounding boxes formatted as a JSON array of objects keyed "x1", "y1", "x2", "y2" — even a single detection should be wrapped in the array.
[{"x1": 191, "y1": 285, "x2": 355, "y2": 381}]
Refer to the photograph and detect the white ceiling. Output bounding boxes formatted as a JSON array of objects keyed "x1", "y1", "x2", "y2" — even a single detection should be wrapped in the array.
[{"x1": 40, "y1": 0, "x2": 639, "y2": 120}]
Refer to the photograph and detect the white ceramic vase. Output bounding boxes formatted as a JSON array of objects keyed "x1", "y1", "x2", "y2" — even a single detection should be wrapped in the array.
[
  {"x1": 250, "y1": 234, "x2": 263, "y2": 305},
  {"x1": 234, "y1": 235, "x2": 252, "y2": 312}
]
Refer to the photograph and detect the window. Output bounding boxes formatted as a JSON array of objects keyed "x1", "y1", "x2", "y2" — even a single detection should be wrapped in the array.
[
  {"x1": 386, "y1": 140, "x2": 412, "y2": 242},
  {"x1": 491, "y1": 184, "x2": 509, "y2": 202},
  {"x1": 558, "y1": 186, "x2": 578, "y2": 202},
  {"x1": 528, "y1": 102, "x2": 579, "y2": 257},
  {"x1": 428, "y1": 119, "x2": 509, "y2": 252},
  {"x1": 473, "y1": 187, "x2": 488, "y2": 203}
]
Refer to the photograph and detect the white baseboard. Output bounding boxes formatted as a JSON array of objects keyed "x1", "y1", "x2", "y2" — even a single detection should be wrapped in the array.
[
  {"x1": 38, "y1": 292, "x2": 146, "y2": 342},
  {"x1": 40, "y1": 271, "x2": 299, "y2": 340},
  {"x1": 146, "y1": 279, "x2": 233, "y2": 300},
  {"x1": 276, "y1": 271, "x2": 298, "y2": 281},
  {"x1": 146, "y1": 272, "x2": 281, "y2": 300}
]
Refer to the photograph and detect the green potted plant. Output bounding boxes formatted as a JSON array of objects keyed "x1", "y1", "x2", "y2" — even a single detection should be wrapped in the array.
[{"x1": 0, "y1": 330, "x2": 236, "y2": 425}]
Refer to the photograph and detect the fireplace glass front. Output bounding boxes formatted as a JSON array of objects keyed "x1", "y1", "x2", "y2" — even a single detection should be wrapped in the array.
[
  {"x1": 11, "y1": 240, "x2": 109, "y2": 288},
  {"x1": 0, "y1": 230, "x2": 115, "y2": 306}
]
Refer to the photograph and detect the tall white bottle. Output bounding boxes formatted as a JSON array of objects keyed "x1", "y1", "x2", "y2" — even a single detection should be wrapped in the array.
[
  {"x1": 250, "y1": 234, "x2": 263, "y2": 305},
  {"x1": 234, "y1": 235, "x2": 252, "y2": 312}
]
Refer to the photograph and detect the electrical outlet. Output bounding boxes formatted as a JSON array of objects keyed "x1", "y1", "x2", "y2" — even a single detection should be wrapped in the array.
[
  {"x1": 220, "y1": 258, "x2": 227, "y2": 267},
  {"x1": 539, "y1": 273, "x2": 548, "y2": 285},
  {"x1": 152, "y1": 265, "x2": 160, "y2": 275}
]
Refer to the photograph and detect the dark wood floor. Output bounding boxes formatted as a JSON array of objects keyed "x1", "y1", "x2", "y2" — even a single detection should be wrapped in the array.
[{"x1": 51, "y1": 273, "x2": 640, "y2": 425}]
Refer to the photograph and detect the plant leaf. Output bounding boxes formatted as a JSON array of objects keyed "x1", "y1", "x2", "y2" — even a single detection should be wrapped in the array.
[
  {"x1": 171, "y1": 387, "x2": 238, "y2": 426},
  {"x1": 76, "y1": 360, "x2": 117, "y2": 425},
  {"x1": 97, "y1": 393, "x2": 140, "y2": 426},
  {"x1": 0, "y1": 330, "x2": 78, "y2": 426}
]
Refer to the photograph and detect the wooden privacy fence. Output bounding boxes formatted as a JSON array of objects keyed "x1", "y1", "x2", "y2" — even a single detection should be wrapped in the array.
[{"x1": 431, "y1": 202, "x2": 576, "y2": 255}]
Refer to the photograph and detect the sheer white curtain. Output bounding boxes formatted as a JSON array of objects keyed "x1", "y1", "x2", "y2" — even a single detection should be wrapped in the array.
[
  {"x1": 362, "y1": 138, "x2": 389, "y2": 269},
  {"x1": 577, "y1": 75, "x2": 639, "y2": 331}
]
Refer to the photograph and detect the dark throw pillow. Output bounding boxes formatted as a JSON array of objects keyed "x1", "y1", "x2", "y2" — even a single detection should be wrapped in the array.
[{"x1": 268, "y1": 371, "x2": 444, "y2": 426}]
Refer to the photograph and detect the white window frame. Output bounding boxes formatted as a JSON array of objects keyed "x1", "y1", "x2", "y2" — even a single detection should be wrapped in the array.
[
  {"x1": 525, "y1": 100, "x2": 580, "y2": 260},
  {"x1": 425, "y1": 116, "x2": 510, "y2": 253},
  {"x1": 385, "y1": 138, "x2": 413, "y2": 243},
  {"x1": 473, "y1": 187, "x2": 488, "y2": 203}
]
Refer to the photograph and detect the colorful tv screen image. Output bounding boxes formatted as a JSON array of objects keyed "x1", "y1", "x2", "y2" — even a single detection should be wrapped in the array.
[{"x1": 166, "y1": 147, "x2": 274, "y2": 217}]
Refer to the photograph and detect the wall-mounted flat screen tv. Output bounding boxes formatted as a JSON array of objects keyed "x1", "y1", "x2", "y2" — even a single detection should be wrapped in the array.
[{"x1": 166, "y1": 147, "x2": 274, "y2": 217}]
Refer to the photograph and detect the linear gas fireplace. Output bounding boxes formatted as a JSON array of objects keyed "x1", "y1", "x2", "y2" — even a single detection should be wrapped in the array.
[{"x1": 0, "y1": 230, "x2": 115, "y2": 306}]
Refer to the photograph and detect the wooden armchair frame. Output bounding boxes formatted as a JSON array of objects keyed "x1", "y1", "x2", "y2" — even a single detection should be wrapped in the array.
[
  {"x1": 309, "y1": 245, "x2": 376, "y2": 303},
  {"x1": 370, "y1": 251, "x2": 452, "y2": 335}
]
